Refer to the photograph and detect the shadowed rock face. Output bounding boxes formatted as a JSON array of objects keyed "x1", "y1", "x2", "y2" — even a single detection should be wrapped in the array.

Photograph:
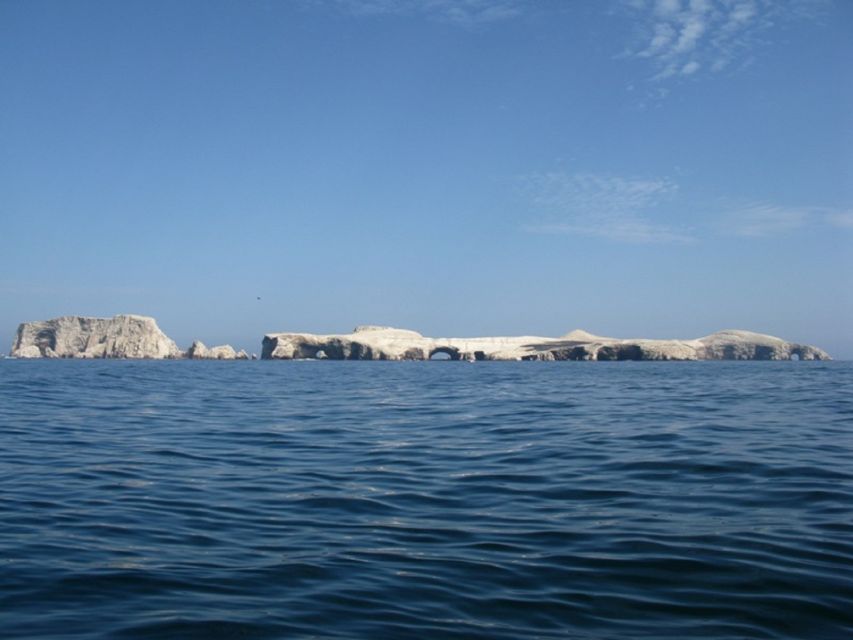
[
  {"x1": 10, "y1": 315, "x2": 182, "y2": 359},
  {"x1": 262, "y1": 327, "x2": 831, "y2": 361}
]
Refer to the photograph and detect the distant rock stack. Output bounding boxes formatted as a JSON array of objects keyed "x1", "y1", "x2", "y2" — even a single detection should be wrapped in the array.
[
  {"x1": 186, "y1": 340, "x2": 249, "y2": 360},
  {"x1": 10, "y1": 315, "x2": 182, "y2": 359}
]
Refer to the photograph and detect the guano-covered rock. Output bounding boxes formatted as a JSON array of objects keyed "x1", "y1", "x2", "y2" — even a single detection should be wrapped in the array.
[
  {"x1": 10, "y1": 315, "x2": 182, "y2": 359},
  {"x1": 261, "y1": 327, "x2": 830, "y2": 361}
]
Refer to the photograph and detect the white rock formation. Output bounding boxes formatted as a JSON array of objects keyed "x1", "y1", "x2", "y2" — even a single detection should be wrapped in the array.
[
  {"x1": 262, "y1": 327, "x2": 830, "y2": 361},
  {"x1": 207, "y1": 345, "x2": 236, "y2": 360},
  {"x1": 10, "y1": 315, "x2": 182, "y2": 359},
  {"x1": 186, "y1": 340, "x2": 245, "y2": 360},
  {"x1": 13, "y1": 345, "x2": 44, "y2": 359}
]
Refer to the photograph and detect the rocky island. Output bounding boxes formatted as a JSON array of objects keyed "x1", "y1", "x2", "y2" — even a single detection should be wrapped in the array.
[
  {"x1": 262, "y1": 326, "x2": 831, "y2": 361},
  {"x1": 8, "y1": 315, "x2": 831, "y2": 360},
  {"x1": 9, "y1": 315, "x2": 249, "y2": 359}
]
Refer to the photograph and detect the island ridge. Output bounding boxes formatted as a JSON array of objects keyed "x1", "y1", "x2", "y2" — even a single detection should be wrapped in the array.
[{"x1": 8, "y1": 315, "x2": 831, "y2": 361}]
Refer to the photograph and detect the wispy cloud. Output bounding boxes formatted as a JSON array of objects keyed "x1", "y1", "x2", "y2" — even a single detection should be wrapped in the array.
[
  {"x1": 725, "y1": 202, "x2": 810, "y2": 236},
  {"x1": 523, "y1": 176, "x2": 851, "y2": 243},
  {"x1": 722, "y1": 202, "x2": 853, "y2": 236},
  {"x1": 522, "y1": 172, "x2": 693, "y2": 243},
  {"x1": 312, "y1": 0, "x2": 526, "y2": 25},
  {"x1": 625, "y1": 0, "x2": 826, "y2": 80},
  {"x1": 826, "y1": 211, "x2": 853, "y2": 229}
]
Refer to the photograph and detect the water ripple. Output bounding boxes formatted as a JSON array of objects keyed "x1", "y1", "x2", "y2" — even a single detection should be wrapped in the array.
[{"x1": 1, "y1": 360, "x2": 852, "y2": 639}]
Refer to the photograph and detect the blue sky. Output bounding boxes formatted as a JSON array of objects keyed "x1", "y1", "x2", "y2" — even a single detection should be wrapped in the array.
[{"x1": 2, "y1": 0, "x2": 851, "y2": 356}]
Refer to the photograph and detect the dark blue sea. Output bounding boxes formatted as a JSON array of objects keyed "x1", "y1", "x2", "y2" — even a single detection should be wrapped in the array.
[{"x1": 1, "y1": 360, "x2": 852, "y2": 639}]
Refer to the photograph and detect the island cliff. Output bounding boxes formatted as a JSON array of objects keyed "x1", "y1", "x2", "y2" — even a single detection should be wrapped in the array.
[
  {"x1": 11, "y1": 315, "x2": 182, "y2": 359},
  {"x1": 10, "y1": 315, "x2": 246, "y2": 360},
  {"x1": 262, "y1": 326, "x2": 831, "y2": 361}
]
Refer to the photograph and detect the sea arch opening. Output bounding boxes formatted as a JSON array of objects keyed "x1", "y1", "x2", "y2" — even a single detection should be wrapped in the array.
[{"x1": 429, "y1": 346, "x2": 460, "y2": 361}]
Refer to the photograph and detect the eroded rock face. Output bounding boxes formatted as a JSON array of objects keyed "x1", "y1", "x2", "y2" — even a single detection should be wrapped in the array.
[
  {"x1": 262, "y1": 327, "x2": 831, "y2": 361},
  {"x1": 186, "y1": 340, "x2": 209, "y2": 359},
  {"x1": 13, "y1": 345, "x2": 44, "y2": 359},
  {"x1": 262, "y1": 328, "x2": 429, "y2": 360},
  {"x1": 186, "y1": 340, "x2": 244, "y2": 360},
  {"x1": 697, "y1": 330, "x2": 829, "y2": 361},
  {"x1": 10, "y1": 315, "x2": 182, "y2": 359}
]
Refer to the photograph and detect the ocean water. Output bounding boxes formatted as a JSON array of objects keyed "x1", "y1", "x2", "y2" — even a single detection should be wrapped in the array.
[{"x1": 1, "y1": 360, "x2": 852, "y2": 639}]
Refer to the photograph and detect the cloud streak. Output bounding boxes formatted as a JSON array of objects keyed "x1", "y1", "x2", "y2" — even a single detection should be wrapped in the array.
[
  {"x1": 626, "y1": 0, "x2": 825, "y2": 80},
  {"x1": 522, "y1": 174, "x2": 851, "y2": 243},
  {"x1": 723, "y1": 203, "x2": 853, "y2": 236},
  {"x1": 522, "y1": 172, "x2": 693, "y2": 244},
  {"x1": 313, "y1": 0, "x2": 526, "y2": 25}
]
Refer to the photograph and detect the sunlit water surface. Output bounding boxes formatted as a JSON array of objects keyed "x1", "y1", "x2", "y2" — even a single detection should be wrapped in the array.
[{"x1": 1, "y1": 360, "x2": 852, "y2": 639}]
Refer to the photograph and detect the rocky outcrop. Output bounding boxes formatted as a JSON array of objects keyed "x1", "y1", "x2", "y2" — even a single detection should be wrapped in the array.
[
  {"x1": 262, "y1": 326, "x2": 831, "y2": 361},
  {"x1": 10, "y1": 315, "x2": 182, "y2": 359},
  {"x1": 186, "y1": 340, "x2": 248, "y2": 360}
]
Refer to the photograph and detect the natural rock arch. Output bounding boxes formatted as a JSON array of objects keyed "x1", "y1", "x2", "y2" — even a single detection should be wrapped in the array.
[{"x1": 429, "y1": 346, "x2": 460, "y2": 361}]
